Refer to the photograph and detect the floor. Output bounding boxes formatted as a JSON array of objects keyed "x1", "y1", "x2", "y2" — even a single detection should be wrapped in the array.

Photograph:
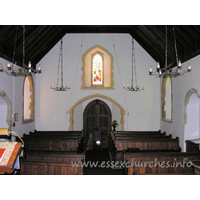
[{"x1": 84, "y1": 148, "x2": 124, "y2": 175}]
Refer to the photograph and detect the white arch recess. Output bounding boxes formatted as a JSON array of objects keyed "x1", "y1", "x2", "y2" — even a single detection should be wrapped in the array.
[
  {"x1": 0, "y1": 90, "x2": 12, "y2": 129},
  {"x1": 184, "y1": 88, "x2": 200, "y2": 151},
  {"x1": 184, "y1": 88, "x2": 200, "y2": 125},
  {"x1": 69, "y1": 94, "x2": 125, "y2": 131}
]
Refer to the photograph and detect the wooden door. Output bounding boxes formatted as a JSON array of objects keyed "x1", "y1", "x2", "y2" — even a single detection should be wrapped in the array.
[{"x1": 83, "y1": 99, "x2": 111, "y2": 148}]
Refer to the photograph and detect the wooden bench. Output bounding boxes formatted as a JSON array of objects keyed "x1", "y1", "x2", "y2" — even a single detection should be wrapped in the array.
[
  {"x1": 23, "y1": 137, "x2": 79, "y2": 151},
  {"x1": 20, "y1": 159, "x2": 83, "y2": 175},
  {"x1": 31, "y1": 130, "x2": 83, "y2": 134},
  {"x1": 114, "y1": 137, "x2": 180, "y2": 151},
  {"x1": 124, "y1": 152, "x2": 200, "y2": 175},
  {"x1": 24, "y1": 131, "x2": 84, "y2": 151},
  {"x1": 25, "y1": 150, "x2": 85, "y2": 162},
  {"x1": 111, "y1": 130, "x2": 165, "y2": 140},
  {"x1": 112, "y1": 130, "x2": 162, "y2": 134},
  {"x1": 114, "y1": 134, "x2": 172, "y2": 141},
  {"x1": 24, "y1": 134, "x2": 81, "y2": 143},
  {"x1": 186, "y1": 139, "x2": 200, "y2": 153},
  {"x1": 114, "y1": 137, "x2": 180, "y2": 161},
  {"x1": 21, "y1": 131, "x2": 86, "y2": 175},
  {"x1": 30, "y1": 130, "x2": 83, "y2": 137},
  {"x1": 28, "y1": 131, "x2": 83, "y2": 142}
]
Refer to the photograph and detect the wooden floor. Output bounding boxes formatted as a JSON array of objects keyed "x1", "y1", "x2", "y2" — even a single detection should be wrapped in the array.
[{"x1": 85, "y1": 149, "x2": 124, "y2": 175}]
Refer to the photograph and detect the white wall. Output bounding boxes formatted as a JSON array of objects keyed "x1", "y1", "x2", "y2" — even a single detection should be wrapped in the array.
[
  {"x1": 2, "y1": 33, "x2": 200, "y2": 148},
  {"x1": 161, "y1": 55, "x2": 200, "y2": 151},
  {"x1": 185, "y1": 93, "x2": 200, "y2": 139},
  {"x1": 35, "y1": 34, "x2": 160, "y2": 131},
  {"x1": 184, "y1": 93, "x2": 200, "y2": 151},
  {"x1": 0, "y1": 57, "x2": 35, "y2": 137},
  {"x1": 0, "y1": 105, "x2": 7, "y2": 128}
]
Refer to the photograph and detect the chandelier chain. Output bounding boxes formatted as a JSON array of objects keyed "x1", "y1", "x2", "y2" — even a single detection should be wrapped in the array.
[
  {"x1": 0, "y1": 25, "x2": 41, "y2": 76},
  {"x1": 123, "y1": 37, "x2": 144, "y2": 92},
  {"x1": 111, "y1": 35, "x2": 129, "y2": 114},
  {"x1": 149, "y1": 25, "x2": 191, "y2": 78},
  {"x1": 165, "y1": 25, "x2": 168, "y2": 68},
  {"x1": 50, "y1": 38, "x2": 70, "y2": 91},
  {"x1": 23, "y1": 25, "x2": 25, "y2": 69},
  {"x1": 56, "y1": 40, "x2": 62, "y2": 87},
  {"x1": 173, "y1": 26, "x2": 179, "y2": 66},
  {"x1": 133, "y1": 38, "x2": 138, "y2": 88},
  {"x1": 67, "y1": 35, "x2": 84, "y2": 113},
  {"x1": 12, "y1": 26, "x2": 19, "y2": 63}
]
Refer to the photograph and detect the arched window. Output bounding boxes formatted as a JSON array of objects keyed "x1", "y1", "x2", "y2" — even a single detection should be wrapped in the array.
[
  {"x1": 162, "y1": 76, "x2": 172, "y2": 121},
  {"x1": 81, "y1": 45, "x2": 114, "y2": 90},
  {"x1": 23, "y1": 75, "x2": 34, "y2": 123},
  {"x1": 92, "y1": 53, "x2": 103, "y2": 85}
]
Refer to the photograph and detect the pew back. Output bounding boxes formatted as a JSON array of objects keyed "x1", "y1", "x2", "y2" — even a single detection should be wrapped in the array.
[
  {"x1": 25, "y1": 151, "x2": 85, "y2": 162},
  {"x1": 114, "y1": 135, "x2": 172, "y2": 141},
  {"x1": 111, "y1": 131, "x2": 164, "y2": 140},
  {"x1": 124, "y1": 152, "x2": 200, "y2": 175},
  {"x1": 115, "y1": 138, "x2": 179, "y2": 151},
  {"x1": 24, "y1": 138, "x2": 79, "y2": 151},
  {"x1": 20, "y1": 159, "x2": 83, "y2": 175}
]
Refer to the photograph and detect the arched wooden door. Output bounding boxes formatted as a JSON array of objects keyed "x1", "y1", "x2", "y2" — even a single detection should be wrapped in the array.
[{"x1": 83, "y1": 99, "x2": 111, "y2": 148}]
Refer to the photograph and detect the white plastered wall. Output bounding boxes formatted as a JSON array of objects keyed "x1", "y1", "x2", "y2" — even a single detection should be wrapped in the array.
[
  {"x1": 0, "y1": 57, "x2": 35, "y2": 137},
  {"x1": 35, "y1": 34, "x2": 160, "y2": 131},
  {"x1": 161, "y1": 55, "x2": 200, "y2": 151}
]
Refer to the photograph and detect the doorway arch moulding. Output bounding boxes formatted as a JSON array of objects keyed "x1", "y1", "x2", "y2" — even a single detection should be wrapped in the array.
[
  {"x1": 0, "y1": 90, "x2": 12, "y2": 129},
  {"x1": 184, "y1": 88, "x2": 200, "y2": 125},
  {"x1": 69, "y1": 93, "x2": 125, "y2": 131}
]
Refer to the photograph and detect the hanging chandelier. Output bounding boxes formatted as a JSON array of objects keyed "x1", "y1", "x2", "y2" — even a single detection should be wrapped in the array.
[
  {"x1": 149, "y1": 26, "x2": 191, "y2": 78},
  {"x1": 50, "y1": 38, "x2": 71, "y2": 91},
  {"x1": 123, "y1": 37, "x2": 144, "y2": 92},
  {"x1": 0, "y1": 25, "x2": 41, "y2": 76}
]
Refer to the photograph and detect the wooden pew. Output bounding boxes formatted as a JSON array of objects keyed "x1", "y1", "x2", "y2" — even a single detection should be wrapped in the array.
[
  {"x1": 30, "y1": 130, "x2": 83, "y2": 137},
  {"x1": 29, "y1": 131, "x2": 83, "y2": 142},
  {"x1": 21, "y1": 130, "x2": 86, "y2": 175},
  {"x1": 111, "y1": 130, "x2": 165, "y2": 140},
  {"x1": 20, "y1": 159, "x2": 83, "y2": 175},
  {"x1": 110, "y1": 130, "x2": 168, "y2": 156},
  {"x1": 114, "y1": 137, "x2": 180, "y2": 161},
  {"x1": 23, "y1": 137, "x2": 79, "y2": 151},
  {"x1": 124, "y1": 152, "x2": 200, "y2": 175},
  {"x1": 31, "y1": 130, "x2": 83, "y2": 134},
  {"x1": 24, "y1": 130, "x2": 84, "y2": 152},
  {"x1": 112, "y1": 130, "x2": 162, "y2": 134},
  {"x1": 186, "y1": 139, "x2": 200, "y2": 153},
  {"x1": 25, "y1": 150, "x2": 85, "y2": 162},
  {"x1": 114, "y1": 134, "x2": 172, "y2": 141},
  {"x1": 24, "y1": 134, "x2": 81, "y2": 143}
]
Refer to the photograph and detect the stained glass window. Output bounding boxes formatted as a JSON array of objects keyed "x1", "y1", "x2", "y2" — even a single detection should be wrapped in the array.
[{"x1": 93, "y1": 54, "x2": 102, "y2": 85}]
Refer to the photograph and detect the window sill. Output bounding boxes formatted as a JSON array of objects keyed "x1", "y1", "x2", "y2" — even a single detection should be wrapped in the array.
[
  {"x1": 23, "y1": 119, "x2": 34, "y2": 124},
  {"x1": 161, "y1": 118, "x2": 173, "y2": 123},
  {"x1": 81, "y1": 86, "x2": 114, "y2": 90}
]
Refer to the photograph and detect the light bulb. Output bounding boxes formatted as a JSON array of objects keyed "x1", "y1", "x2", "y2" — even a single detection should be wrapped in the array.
[
  {"x1": 149, "y1": 66, "x2": 153, "y2": 74},
  {"x1": 187, "y1": 63, "x2": 191, "y2": 71},
  {"x1": 178, "y1": 60, "x2": 182, "y2": 67},
  {"x1": 157, "y1": 62, "x2": 160, "y2": 69}
]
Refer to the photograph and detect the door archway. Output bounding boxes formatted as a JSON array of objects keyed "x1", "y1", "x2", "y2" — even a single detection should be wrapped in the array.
[
  {"x1": 184, "y1": 88, "x2": 200, "y2": 151},
  {"x1": 83, "y1": 99, "x2": 111, "y2": 148},
  {"x1": 68, "y1": 93, "x2": 126, "y2": 131}
]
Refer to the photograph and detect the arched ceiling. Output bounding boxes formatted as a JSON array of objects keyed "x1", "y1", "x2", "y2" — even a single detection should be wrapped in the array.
[{"x1": 0, "y1": 25, "x2": 200, "y2": 70}]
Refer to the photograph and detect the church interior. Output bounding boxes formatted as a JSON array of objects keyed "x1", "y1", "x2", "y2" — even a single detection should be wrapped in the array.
[{"x1": 0, "y1": 25, "x2": 200, "y2": 178}]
